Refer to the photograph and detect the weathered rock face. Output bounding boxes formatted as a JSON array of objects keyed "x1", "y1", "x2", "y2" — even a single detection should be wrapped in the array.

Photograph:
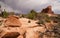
[
  {"x1": 41, "y1": 5, "x2": 54, "y2": 14},
  {"x1": 4, "y1": 15, "x2": 22, "y2": 27}
]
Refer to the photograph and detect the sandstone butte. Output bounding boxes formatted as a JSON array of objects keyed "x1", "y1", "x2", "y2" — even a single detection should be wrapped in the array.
[
  {"x1": 41, "y1": 5, "x2": 54, "y2": 14},
  {"x1": 41, "y1": 5, "x2": 57, "y2": 17},
  {"x1": 0, "y1": 6, "x2": 56, "y2": 38}
]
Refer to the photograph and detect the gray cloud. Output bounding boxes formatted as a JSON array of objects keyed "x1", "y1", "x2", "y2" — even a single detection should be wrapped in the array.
[
  {"x1": 0, "y1": 1, "x2": 22, "y2": 13},
  {"x1": 0, "y1": 0, "x2": 60, "y2": 14}
]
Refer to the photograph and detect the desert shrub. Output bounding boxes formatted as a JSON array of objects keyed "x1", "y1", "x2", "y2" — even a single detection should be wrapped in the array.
[
  {"x1": 36, "y1": 20, "x2": 44, "y2": 25},
  {"x1": 50, "y1": 16, "x2": 60, "y2": 23},
  {"x1": 37, "y1": 13, "x2": 51, "y2": 23},
  {"x1": 19, "y1": 14, "x2": 25, "y2": 18},
  {"x1": 1, "y1": 9, "x2": 8, "y2": 18},
  {"x1": 27, "y1": 10, "x2": 37, "y2": 19}
]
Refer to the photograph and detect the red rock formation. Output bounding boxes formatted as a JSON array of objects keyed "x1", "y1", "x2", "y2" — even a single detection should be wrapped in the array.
[
  {"x1": 4, "y1": 15, "x2": 22, "y2": 27},
  {"x1": 41, "y1": 5, "x2": 54, "y2": 14}
]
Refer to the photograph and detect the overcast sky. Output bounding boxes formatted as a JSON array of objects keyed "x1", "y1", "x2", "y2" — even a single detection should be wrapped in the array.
[{"x1": 0, "y1": 0, "x2": 60, "y2": 14}]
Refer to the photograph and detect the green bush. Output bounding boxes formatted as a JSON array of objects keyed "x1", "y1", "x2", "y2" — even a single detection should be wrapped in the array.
[
  {"x1": 1, "y1": 9, "x2": 8, "y2": 18},
  {"x1": 27, "y1": 10, "x2": 37, "y2": 19}
]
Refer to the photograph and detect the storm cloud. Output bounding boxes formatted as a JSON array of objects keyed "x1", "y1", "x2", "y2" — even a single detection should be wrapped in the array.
[{"x1": 0, "y1": 0, "x2": 60, "y2": 14}]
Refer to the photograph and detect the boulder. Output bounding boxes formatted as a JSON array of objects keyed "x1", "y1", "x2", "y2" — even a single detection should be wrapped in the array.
[{"x1": 4, "y1": 15, "x2": 22, "y2": 27}]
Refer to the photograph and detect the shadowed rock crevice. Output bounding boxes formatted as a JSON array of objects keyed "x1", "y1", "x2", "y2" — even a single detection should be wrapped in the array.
[{"x1": 2, "y1": 32, "x2": 20, "y2": 38}]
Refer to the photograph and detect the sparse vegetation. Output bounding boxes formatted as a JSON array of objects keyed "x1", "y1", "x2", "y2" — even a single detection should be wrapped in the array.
[
  {"x1": 36, "y1": 13, "x2": 51, "y2": 26},
  {"x1": 36, "y1": 20, "x2": 44, "y2": 25},
  {"x1": 27, "y1": 10, "x2": 37, "y2": 19},
  {"x1": 1, "y1": 9, "x2": 8, "y2": 18}
]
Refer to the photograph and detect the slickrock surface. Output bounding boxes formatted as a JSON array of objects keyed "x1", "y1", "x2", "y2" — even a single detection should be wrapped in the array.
[
  {"x1": 26, "y1": 27, "x2": 46, "y2": 38},
  {"x1": 19, "y1": 18, "x2": 38, "y2": 28},
  {"x1": 0, "y1": 15, "x2": 56, "y2": 38}
]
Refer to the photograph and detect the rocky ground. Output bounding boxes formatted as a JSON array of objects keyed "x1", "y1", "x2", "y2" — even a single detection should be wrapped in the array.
[{"x1": 0, "y1": 15, "x2": 59, "y2": 38}]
